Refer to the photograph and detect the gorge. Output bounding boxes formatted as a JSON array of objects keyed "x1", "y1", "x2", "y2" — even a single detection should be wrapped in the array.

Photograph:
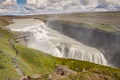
[
  {"x1": 6, "y1": 18, "x2": 109, "y2": 66},
  {"x1": 47, "y1": 20, "x2": 120, "y2": 67}
]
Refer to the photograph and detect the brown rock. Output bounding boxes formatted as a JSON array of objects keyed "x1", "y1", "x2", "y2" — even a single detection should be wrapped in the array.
[{"x1": 49, "y1": 65, "x2": 77, "y2": 80}]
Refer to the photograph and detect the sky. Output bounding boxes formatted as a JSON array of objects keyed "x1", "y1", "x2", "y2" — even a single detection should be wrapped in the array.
[
  {"x1": 17, "y1": 0, "x2": 26, "y2": 4},
  {"x1": 0, "y1": 0, "x2": 120, "y2": 15}
]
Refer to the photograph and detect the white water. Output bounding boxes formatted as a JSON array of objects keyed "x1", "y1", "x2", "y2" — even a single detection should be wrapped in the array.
[{"x1": 7, "y1": 18, "x2": 108, "y2": 65}]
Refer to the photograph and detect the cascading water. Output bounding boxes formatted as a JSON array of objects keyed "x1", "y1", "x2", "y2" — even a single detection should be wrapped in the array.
[{"x1": 7, "y1": 18, "x2": 108, "y2": 65}]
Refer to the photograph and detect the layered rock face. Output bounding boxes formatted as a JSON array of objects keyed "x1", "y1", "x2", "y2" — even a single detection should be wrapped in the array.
[{"x1": 47, "y1": 20, "x2": 120, "y2": 67}]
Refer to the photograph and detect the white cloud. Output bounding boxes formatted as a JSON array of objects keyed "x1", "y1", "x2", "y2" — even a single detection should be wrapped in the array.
[
  {"x1": 0, "y1": 9, "x2": 7, "y2": 13},
  {"x1": 2, "y1": 0, "x2": 16, "y2": 5},
  {"x1": 25, "y1": 0, "x2": 120, "y2": 11},
  {"x1": 0, "y1": 0, "x2": 120, "y2": 15},
  {"x1": 98, "y1": 0, "x2": 120, "y2": 6}
]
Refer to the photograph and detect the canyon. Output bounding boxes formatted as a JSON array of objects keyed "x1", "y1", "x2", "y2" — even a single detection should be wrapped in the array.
[{"x1": 6, "y1": 18, "x2": 110, "y2": 66}]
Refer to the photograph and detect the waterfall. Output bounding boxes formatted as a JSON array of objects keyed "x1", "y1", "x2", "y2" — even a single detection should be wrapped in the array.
[{"x1": 6, "y1": 18, "x2": 108, "y2": 65}]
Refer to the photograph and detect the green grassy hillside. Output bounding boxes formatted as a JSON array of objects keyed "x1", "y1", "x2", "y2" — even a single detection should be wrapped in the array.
[
  {"x1": 48, "y1": 20, "x2": 119, "y2": 33},
  {"x1": 0, "y1": 17, "x2": 120, "y2": 80},
  {"x1": 0, "y1": 17, "x2": 19, "y2": 80}
]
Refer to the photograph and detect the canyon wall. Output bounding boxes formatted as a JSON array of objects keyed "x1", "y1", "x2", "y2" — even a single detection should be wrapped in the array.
[
  {"x1": 47, "y1": 20, "x2": 120, "y2": 67},
  {"x1": 7, "y1": 19, "x2": 108, "y2": 66}
]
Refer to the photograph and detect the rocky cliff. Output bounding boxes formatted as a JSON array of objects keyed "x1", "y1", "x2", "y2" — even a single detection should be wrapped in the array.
[{"x1": 47, "y1": 20, "x2": 120, "y2": 67}]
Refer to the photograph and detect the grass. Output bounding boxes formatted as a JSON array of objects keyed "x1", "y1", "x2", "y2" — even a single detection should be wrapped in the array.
[
  {"x1": 0, "y1": 18, "x2": 19, "y2": 80},
  {"x1": 89, "y1": 23, "x2": 119, "y2": 32},
  {"x1": 51, "y1": 20, "x2": 119, "y2": 33},
  {"x1": 15, "y1": 45, "x2": 120, "y2": 80},
  {"x1": 0, "y1": 51, "x2": 18, "y2": 80},
  {"x1": 15, "y1": 44, "x2": 58, "y2": 75},
  {"x1": 0, "y1": 17, "x2": 120, "y2": 80}
]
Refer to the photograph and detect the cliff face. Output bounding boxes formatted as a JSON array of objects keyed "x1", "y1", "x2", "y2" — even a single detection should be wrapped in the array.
[{"x1": 47, "y1": 20, "x2": 120, "y2": 67}]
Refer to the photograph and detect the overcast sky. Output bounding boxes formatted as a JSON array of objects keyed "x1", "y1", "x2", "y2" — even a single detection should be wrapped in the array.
[{"x1": 0, "y1": 0, "x2": 120, "y2": 15}]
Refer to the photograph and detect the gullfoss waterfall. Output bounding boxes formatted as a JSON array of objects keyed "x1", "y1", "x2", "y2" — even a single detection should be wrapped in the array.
[{"x1": 7, "y1": 19, "x2": 108, "y2": 66}]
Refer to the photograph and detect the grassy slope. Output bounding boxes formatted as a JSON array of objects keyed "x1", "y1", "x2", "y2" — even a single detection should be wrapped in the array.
[
  {"x1": 50, "y1": 20, "x2": 119, "y2": 33},
  {"x1": 0, "y1": 17, "x2": 120, "y2": 80},
  {"x1": 89, "y1": 23, "x2": 118, "y2": 32},
  {"x1": 0, "y1": 17, "x2": 18, "y2": 80}
]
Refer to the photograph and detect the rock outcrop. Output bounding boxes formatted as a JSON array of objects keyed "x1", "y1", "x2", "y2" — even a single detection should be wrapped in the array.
[{"x1": 48, "y1": 65, "x2": 77, "y2": 80}]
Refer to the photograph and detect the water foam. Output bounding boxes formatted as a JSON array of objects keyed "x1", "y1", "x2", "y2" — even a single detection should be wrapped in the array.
[{"x1": 7, "y1": 18, "x2": 108, "y2": 65}]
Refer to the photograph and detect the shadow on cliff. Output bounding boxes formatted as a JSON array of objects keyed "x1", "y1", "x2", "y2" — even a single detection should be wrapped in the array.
[{"x1": 47, "y1": 20, "x2": 120, "y2": 67}]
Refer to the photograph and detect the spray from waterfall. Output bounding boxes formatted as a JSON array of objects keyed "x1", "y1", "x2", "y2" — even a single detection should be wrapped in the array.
[{"x1": 6, "y1": 18, "x2": 108, "y2": 66}]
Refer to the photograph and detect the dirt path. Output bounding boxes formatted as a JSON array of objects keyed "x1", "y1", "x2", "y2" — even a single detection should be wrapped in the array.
[{"x1": 8, "y1": 38, "x2": 24, "y2": 78}]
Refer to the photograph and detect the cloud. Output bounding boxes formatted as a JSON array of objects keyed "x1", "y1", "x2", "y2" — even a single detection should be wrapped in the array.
[
  {"x1": 2, "y1": 0, "x2": 16, "y2": 5},
  {"x1": 0, "y1": 0, "x2": 120, "y2": 15},
  {"x1": 25, "y1": 0, "x2": 120, "y2": 11},
  {"x1": 98, "y1": 0, "x2": 120, "y2": 6}
]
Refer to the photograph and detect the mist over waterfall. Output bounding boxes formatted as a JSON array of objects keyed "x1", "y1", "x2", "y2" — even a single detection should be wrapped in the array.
[{"x1": 7, "y1": 19, "x2": 108, "y2": 65}]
